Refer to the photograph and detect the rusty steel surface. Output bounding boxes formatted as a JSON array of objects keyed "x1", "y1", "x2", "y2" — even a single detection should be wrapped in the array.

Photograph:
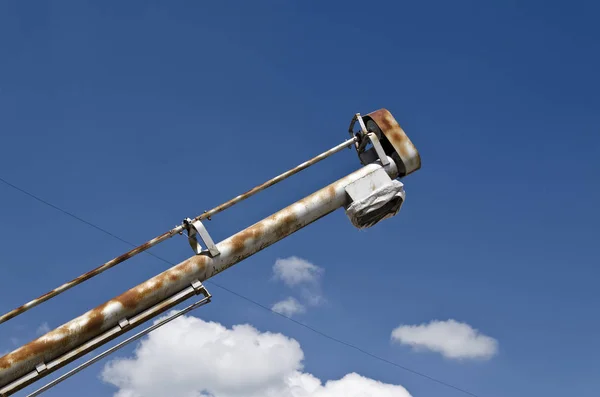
[
  {"x1": 363, "y1": 109, "x2": 421, "y2": 177},
  {"x1": 0, "y1": 137, "x2": 357, "y2": 327},
  {"x1": 0, "y1": 159, "x2": 399, "y2": 392}
]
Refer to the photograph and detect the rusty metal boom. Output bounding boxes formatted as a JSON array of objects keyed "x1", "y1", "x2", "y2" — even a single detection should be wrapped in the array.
[{"x1": 0, "y1": 109, "x2": 421, "y2": 396}]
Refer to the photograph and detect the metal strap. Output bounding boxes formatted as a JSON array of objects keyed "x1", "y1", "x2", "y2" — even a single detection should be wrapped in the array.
[
  {"x1": 366, "y1": 133, "x2": 390, "y2": 166},
  {"x1": 185, "y1": 218, "x2": 220, "y2": 257}
]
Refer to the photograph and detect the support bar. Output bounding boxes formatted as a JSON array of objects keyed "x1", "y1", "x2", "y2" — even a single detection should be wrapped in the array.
[{"x1": 0, "y1": 137, "x2": 357, "y2": 325}]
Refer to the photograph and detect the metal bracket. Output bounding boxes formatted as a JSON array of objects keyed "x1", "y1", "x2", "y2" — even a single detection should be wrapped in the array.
[
  {"x1": 35, "y1": 363, "x2": 47, "y2": 374},
  {"x1": 191, "y1": 279, "x2": 211, "y2": 299},
  {"x1": 118, "y1": 318, "x2": 130, "y2": 330},
  {"x1": 183, "y1": 218, "x2": 220, "y2": 257},
  {"x1": 348, "y1": 113, "x2": 390, "y2": 166}
]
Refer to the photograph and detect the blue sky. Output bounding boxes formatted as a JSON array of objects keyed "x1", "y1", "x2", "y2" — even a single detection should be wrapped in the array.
[{"x1": 1, "y1": 1, "x2": 599, "y2": 396}]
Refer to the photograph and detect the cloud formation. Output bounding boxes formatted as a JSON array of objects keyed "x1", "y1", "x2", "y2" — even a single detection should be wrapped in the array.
[
  {"x1": 391, "y1": 319, "x2": 498, "y2": 360},
  {"x1": 273, "y1": 256, "x2": 323, "y2": 287},
  {"x1": 271, "y1": 256, "x2": 326, "y2": 314},
  {"x1": 102, "y1": 314, "x2": 412, "y2": 397},
  {"x1": 271, "y1": 297, "x2": 306, "y2": 317}
]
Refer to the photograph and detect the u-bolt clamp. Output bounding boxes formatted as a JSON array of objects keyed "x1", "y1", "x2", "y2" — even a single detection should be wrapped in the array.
[{"x1": 183, "y1": 218, "x2": 220, "y2": 257}]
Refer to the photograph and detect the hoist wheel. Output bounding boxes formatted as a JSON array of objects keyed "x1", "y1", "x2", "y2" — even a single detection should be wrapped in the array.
[{"x1": 362, "y1": 109, "x2": 421, "y2": 177}]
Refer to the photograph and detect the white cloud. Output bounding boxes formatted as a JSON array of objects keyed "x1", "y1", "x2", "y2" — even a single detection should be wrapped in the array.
[
  {"x1": 36, "y1": 322, "x2": 51, "y2": 336},
  {"x1": 273, "y1": 256, "x2": 323, "y2": 287},
  {"x1": 102, "y1": 314, "x2": 412, "y2": 397},
  {"x1": 272, "y1": 297, "x2": 306, "y2": 317},
  {"x1": 272, "y1": 256, "x2": 326, "y2": 311},
  {"x1": 391, "y1": 319, "x2": 498, "y2": 360}
]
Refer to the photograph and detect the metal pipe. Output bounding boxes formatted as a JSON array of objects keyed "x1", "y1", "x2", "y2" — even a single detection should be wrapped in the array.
[
  {"x1": 0, "y1": 137, "x2": 358, "y2": 326},
  {"x1": 0, "y1": 158, "x2": 398, "y2": 395}
]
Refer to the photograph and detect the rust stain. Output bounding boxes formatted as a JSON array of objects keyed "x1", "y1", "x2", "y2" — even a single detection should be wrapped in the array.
[
  {"x1": 116, "y1": 287, "x2": 154, "y2": 311},
  {"x1": 325, "y1": 185, "x2": 336, "y2": 201},
  {"x1": 181, "y1": 260, "x2": 196, "y2": 274},
  {"x1": 275, "y1": 210, "x2": 298, "y2": 239},
  {"x1": 365, "y1": 108, "x2": 421, "y2": 176},
  {"x1": 81, "y1": 303, "x2": 110, "y2": 335},
  {"x1": 230, "y1": 222, "x2": 266, "y2": 254}
]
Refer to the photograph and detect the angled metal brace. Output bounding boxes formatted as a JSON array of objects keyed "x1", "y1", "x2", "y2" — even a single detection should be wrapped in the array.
[{"x1": 183, "y1": 218, "x2": 220, "y2": 257}]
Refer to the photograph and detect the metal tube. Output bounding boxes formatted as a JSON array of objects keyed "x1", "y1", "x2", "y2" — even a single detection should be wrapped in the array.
[
  {"x1": 0, "y1": 137, "x2": 357, "y2": 326},
  {"x1": 0, "y1": 159, "x2": 397, "y2": 394}
]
